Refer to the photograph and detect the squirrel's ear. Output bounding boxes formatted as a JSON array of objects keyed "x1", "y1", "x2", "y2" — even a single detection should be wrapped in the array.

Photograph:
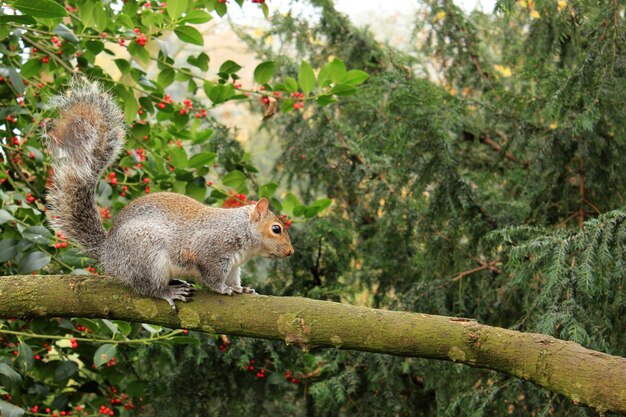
[{"x1": 252, "y1": 198, "x2": 269, "y2": 221}]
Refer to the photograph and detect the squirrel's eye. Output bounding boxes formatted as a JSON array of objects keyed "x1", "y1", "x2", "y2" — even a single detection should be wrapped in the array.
[{"x1": 271, "y1": 225, "x2": 282, "y2": 235}]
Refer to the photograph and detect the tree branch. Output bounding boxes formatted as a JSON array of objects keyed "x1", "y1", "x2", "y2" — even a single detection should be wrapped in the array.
[{"x1": 1, "y1": 275, "x2": 625, "y2": 415}]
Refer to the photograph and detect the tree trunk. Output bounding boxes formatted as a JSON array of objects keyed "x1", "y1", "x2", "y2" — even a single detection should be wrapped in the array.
[{"x1": 1, "y1": 275, "x2": 624, "y2": 415}]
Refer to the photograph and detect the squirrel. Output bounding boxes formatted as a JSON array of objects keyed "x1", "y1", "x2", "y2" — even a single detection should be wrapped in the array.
[{"x1": 44, "y1": 80, "x2": 294, "y2": 309}]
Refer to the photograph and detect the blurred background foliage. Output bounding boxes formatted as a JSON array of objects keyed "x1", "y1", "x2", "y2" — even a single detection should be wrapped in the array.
[{"x1": 0, "y1": 0, "x2": 625, "y2": 416}]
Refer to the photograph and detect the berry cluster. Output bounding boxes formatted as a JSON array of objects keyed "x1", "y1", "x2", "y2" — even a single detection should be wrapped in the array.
[
  {"x1": 222, "y1": 192, "x2": 249, "y2": 208},
  {"x1": 69, "y1": 338, "x2": 78, "y2": 349},
  {"x1": 133, "y1": 28, "x2": 148, "y2": 46},
  {"x1": 284, "y1": 370, "x2": 301, "y2": 384},
  {"x1": 98, "y1": 405, "x2": 115, "y2": 416},
  {"x1": 290, "y1": 92, "x2": 305, "y2": 110},
  {"x1": 100, "y1": 207, "x2": 111, "y2": 220},
  {"x1": 279, "y1": 214, "x2": 292, "y2": 229},
  {"x1": 27, "y1": 405, "x2": 86, "y2": 417}
]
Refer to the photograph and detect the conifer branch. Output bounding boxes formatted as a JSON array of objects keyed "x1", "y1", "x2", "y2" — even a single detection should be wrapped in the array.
[{"x1": 1, "y1": 275, "x2": 625, "y2": 415}]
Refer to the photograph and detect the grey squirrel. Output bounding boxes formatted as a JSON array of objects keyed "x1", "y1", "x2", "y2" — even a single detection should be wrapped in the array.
[{"x1": 45, "y1": 81, "x2": 294, "y2": 309}]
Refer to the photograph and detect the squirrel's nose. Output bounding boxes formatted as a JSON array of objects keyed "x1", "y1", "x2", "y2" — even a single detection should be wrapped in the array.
[{"x1": 287, "y1": 248, "x2": 295, "y2": 256}]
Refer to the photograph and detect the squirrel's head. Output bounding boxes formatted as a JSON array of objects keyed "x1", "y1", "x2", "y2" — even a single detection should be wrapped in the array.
[{"x1": 250, "y1": 198, "x2": 294, "y2": 259}]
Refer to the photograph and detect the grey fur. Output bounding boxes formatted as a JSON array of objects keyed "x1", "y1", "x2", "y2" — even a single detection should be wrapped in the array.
[
  {"x1": 45, "y1": 80, "x2": 125, "y2": 260},
  {"x1": 46, "y1": 82, "x2": 293, "y2": 309}
]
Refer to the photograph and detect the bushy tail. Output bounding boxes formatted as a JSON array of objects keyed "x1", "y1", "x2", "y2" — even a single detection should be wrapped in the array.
[{"x1": 45, "y1": 80, "x2": 126, "y2": 260}]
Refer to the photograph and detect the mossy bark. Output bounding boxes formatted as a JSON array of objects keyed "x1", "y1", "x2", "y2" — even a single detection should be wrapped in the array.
[{"x1": 1, "y1": 275, "x2": 624, "y2": 414}]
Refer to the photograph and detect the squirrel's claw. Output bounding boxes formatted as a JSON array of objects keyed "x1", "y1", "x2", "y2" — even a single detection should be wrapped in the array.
[
  {"x1": 163, "y1": 285, "x2": 195, "y2": 310},
  {"x1": 168, "y1": 279, "x2": 193, "y2": 288}
]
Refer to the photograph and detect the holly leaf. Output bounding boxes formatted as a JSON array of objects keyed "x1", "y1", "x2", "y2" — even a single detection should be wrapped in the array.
[
  {"x1": 222, "y1": 170, "x2": 247, "y2": 189},
  {"x1": 298, "y1": 61, "x2": 315, "y2": 95},
  {"x1": 174, "y1": 25, "x2": 204, "y2": 46},
  {"x1": 0, "y1": 363, "x2": 22, "y2": 386},
  {"x1": 54, "y1": 361, "x2": 79, "y2": 382},
  {"x1": 93, "y1": 344, "x2": 117, "y2": 368},
  {"x1": 13, "y1": 0, "x2": 67, "y2": 18},
  {"x1": 18, "y1": 251, "x2": 51, "y2": 274},
  {"x1": 342, "y1": 69, "x2": 369, "y2": 86},
  {"x1": 254, "y1": 61, "x2": 276, "y2": 84},
  {"x1": 219, "y1": 60, "x2": 242, "y2": 74},
  {"x1": 0, "y1": 400, "x2": 24, "y2": 417},
  {"x1": 166, "y1": 0, "x2": 188, "y2": 19},
  {"x1": 22, "y1": 226, "x2": 53, "y2": 244}
]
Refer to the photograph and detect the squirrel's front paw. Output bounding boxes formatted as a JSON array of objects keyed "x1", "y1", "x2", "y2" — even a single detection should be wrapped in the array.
[
  {"x1": 211, "y1": 284, "x2": 235, "y2": 296},
  {"x1": 232, "y1": 286, "x2": 256, "y2": 295}
]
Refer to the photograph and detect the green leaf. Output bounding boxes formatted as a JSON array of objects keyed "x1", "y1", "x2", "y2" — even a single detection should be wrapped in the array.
[
  {"x1": 280, "y1": 99, "x2": 295, "y2": 113},
  {"x1": 78, "y1": 1, "x2": 107, "y2": 31},
  {"x1": 54, "y1": 24, "x2": 79, "y2": 43},
  {"x1": 343, "y1": 69, "x2": 369, "y2": 86},
  {"x1": 186, "y1": 181, "x2": 207, "y2": 202},
  {"x1": 254, "y1": 61, "x2": 276, "y2": 84},
  {"x1": 169, "y1": 147, "x2": 188, "y2": 169},
  {"x1": 304, "y1": 198, "x2": 332, "y2": 218},
  {"x1": 174, "y1": 25, "x2": 204, "y2": 46},
  {"x1": 207, "y1": 83, "x2": 235, "y2": 105},
  {"x1": 283, "y1": 77, "x2": 298, "y2": 93},
  {"x1": 8, "y1": 68, "x2": 25, "y2": 95},
  {"x1": 22, "y1": 226, "x2": 53, "y2": 244},
  {"x1": 122, "y1": 90, "x2": 138, "y2": 124},
  {"x1": 112, "y1": 320, "x2": 132, "y2": 336},
  {"x1": 187, "y1": 52, "x2": 209, "y2": 71},
  {"x1": 0, "y1": 15, "x2": 36, "y2": 24},
  {"x1": 182, "y1": 10, "x2": 213, "y2": 24},
  {"x1": 101, "y1": 319, "x2": 119, "y2": 335},
  {"x1": 0, "y1": 400, "x2": 24, "y2": 417},
  {"x1": 329, "y1": 84, "x2": 357, "y2": 96},
  {"x1": 327, "y1": 59, "x2": 347, "y2": 83},
  {"x1": 215, "y1": 1, "x2": 227, "y2": 16},
  {"x1": 222, "y1": 170, "x2": 247, "y2": 189},
  {"x1": 17, "y1": 343, "x2": 33, "y2": 372},
  {"x1": 114, "y1": 59, "x2": 131, "y2": 74},
  {"x1": 157, "y1": 68, "x2": 175, "y2": 87},
  {"x1": 94, "y1": 344, "x2": 117, "y2": 368},
  {"x1": 170, "y1": 336, "x2": 201, "y2": 345},
  {"x1": 142, "y1": 323, "x2": 161, "y2": 333},
  {"x1": 18, "y1": 251, "x2": 51, "y2": 273},
  {"x1": 85, "y1": 40, "x2": 105, "y2": 55},
  {"x1": 20, "y1": 59, "x2": 41, "y2": 78},
  {"x1": 259, "y1": 183, "x2": 278, "y2": 199},
  {"x1": 13, "y1": 0, "x2": 67, "y2": 18},
  {"x1": 0, "y1": 363, "x2": 22, "y2": 386},
  {"x1": 188, "y1": 152, "x2": 217, "y2": 168},
  {"x1": 0, "y1": 239, "x2": 19, "y2": 263},
  {"x1": 316, "y1": 94, "x2": 337, "y2": 106},
  {"x1": 282, "y1": 193, "x2": 301, "y2": 216},
  {"x1": 127, "y1": 42, "x2": 151, "y2": 65},
  {"x1": 0, "y1": 209, "x2": 15, "y2": 224},
  {"x1": 26, "y1": 146, "x2": 43, "y2": 162},
  {"x1": 298, "y1": 61, "x2": 315, "y2": 95},
  {"x1": 54, "y1": 361, "x2": 78, "y2": 382},
  {"x1": 166, "y1": 0, "x2": 188, "y2": 19},
  {"x1": 219, "y1": 60, "x2": 242, "y2": 74}
]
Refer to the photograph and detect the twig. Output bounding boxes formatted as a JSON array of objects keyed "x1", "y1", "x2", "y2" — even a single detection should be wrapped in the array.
[{"x1": 452, "y1": 260, "x2": 500, "y2": 282}]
